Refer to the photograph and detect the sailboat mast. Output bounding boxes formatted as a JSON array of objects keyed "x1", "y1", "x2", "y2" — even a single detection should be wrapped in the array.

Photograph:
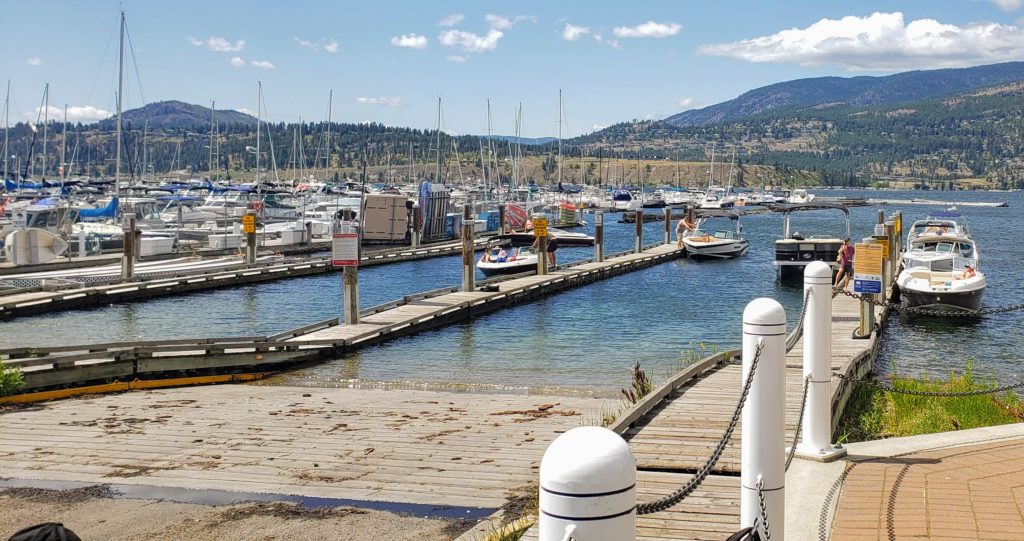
[
  {"x1": 2, "y1": 80, "x2": 8, "y2": 181},
  {"x1": 255, "y1": 81, "x2": 261, "y2": 188},
  {"x1": 557, "y1": 89, "x2": 563, "y2": 186},
  {"x1": 61, "y1": 104, "x2": 67, "y2": 181},
  {"x1": 325, "y1": 89, "x2": 332, "y2": 182},
  {"x1": 209, "y1": 100, "x2": 215, "y2": 180},
  {"x1": 41, "y1": 83, "x2": 48, "y2": 178},
  {"x1": 115, "y1": 11, "x2": 124, "y2": 201},
  {"x1": 434, "y1": 96, "x2": 442, "y2": 184}
]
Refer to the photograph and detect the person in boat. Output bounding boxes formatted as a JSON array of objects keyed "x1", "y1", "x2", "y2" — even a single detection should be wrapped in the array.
[
  {"x1": 675, "y1": 210, "x2": 697, "y2": 248},
  {"x1": 962, "y1": 264, "x2": 976, "y2": 279},
  {"x1": 834, "y1": 238, "x2": 855, "y2": 290}
]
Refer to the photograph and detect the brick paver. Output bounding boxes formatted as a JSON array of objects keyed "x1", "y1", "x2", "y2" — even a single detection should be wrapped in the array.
[{"x1": 831, "y1": 439, "x2": 1024, "y2": 540}]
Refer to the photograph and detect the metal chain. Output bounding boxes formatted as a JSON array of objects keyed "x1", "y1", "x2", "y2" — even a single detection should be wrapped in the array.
[
  {"x1": 834, "y1": 287, "x2": 1024, "y2": 318},
  {"x1": 833, "y1": 372, "x2": 1024, "y2": 397},
  {"x1": 636, "y1": 342, "x2": 765, "y2": 515},
  {"x1": 786, "y1": 289, "x2": 813, "y2": 352},
  {"x1": 756, "y1": 477, "x2": 773, "y2": 541},
  {"x1": 785, "y1": 374, "x2": 811, "y2": 472}
]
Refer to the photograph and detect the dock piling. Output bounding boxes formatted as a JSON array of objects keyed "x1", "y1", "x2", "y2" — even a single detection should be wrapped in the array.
[
  {"x1": 796, "y1": 261, "x2": 847, "y2": 462},
  {"x1": 120, "y1": 214, "x2": 136, "y2": 280},
  {"x1": 594, "y1": 211, "x2": 604, "y2": 262},
  {"x1": 412, "y1": 203, "x2": 422, "y2": 247},
  {"x1": 498, "y1": 204, "x2": 507, "y2": 236},
  {"x1": 462, "y1": 204, "x2": 475, "y2": 292},
  {"x1": 741, "y1": 298, "x2": 786, "y2": 540},
  {"x1": 663, "y1": 207, "x2": 671, "y2": 244},
  {"x1": 341, "y1": 209, "x2": 360, "y2": 325},
  {"x1": 634, "y1": 210, "x2": 643, "y2": 253}
]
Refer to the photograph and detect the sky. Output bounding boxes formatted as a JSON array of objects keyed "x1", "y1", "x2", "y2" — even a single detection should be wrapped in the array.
[{"x1": 3, "y1": 0, "x2": 1024, "y2": 137}]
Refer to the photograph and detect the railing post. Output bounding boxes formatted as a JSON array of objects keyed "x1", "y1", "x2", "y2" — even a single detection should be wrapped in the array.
[
  {"x1": 539, "y1": 426, "x2": 636, "y2": 541},
  {"x1": 741, "y1": 298, "x2": 785, "y2": 539},
  {"x1": 634, "y1": 209, "x2": 643, "y2": 253},
  {"x1": 594, "y1": 211, "x2": 604, "y2": 262},
  {"x1": 796, "y1": 261, "x2": 847, "y2": 462},
  {"x1": 462, "y1": 204, "x2": 475, "y2": 292},
  {"x1": 663, "y1": 207, "x2": 671, "y2": 245}
]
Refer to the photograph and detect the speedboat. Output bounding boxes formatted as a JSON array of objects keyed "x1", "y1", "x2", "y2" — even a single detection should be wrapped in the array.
[
  {"x1": 896, "y1": 257, "x2": 985, "y2": 313},
  {"x1": 477, "y1": 246, "x2": 538, "y2": 277},
  {"x1": 683, "y1": 215, "x2": 749, "y2": 259}
]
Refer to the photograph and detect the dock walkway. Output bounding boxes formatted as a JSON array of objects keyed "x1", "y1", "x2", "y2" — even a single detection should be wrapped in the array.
[{"x1": 523, "y1": 291, "x2": 887, "y2": 540}]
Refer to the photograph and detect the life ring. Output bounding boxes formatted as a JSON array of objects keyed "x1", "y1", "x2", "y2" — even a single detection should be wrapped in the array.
[{"x1": 247, "y1": 201, "x2": 264, "y2": 211}]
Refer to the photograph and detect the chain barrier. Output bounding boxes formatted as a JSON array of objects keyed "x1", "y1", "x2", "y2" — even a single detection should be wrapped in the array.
[
  {"x1": 834, "y1": 287, "x2": 1024, "y2": 318},
  {"x1": 756, "y1": 477, "x2": 773, "y2": 541},
  {"x1": 785, "y1": 374, "x2": 811, "y2": 472},
  {"x1": 785, "y1": 289, "x2": 813, "y2": 353},
  {"x1": 832, "y1": 372, "x2": 1024, "y2": 397},
  {"x1": 636, "y1": 342, "x2": 765, "y2": 515}
]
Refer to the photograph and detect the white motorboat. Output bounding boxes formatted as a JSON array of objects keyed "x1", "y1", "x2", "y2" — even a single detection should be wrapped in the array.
[
  {"x1": 683, "y1": 215, "x2": 749, "y2": 259},
  {"x1": 477, "y1": 246, "x2": 539, "y2": 277},
  {"x1": 787, "y1": 189, "x2": 815, "y2": 204},
  {"x1": 611, "y1": 190, "x2": 636, "y2": 211},
  {"x1": 896, "y1": 257, "x2": 985, "y2": 313}
]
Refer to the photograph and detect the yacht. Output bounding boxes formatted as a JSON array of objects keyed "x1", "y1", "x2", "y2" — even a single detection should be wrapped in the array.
[
  {"x1": 787, "y1": 189, "x2": 815, "y2": 204},
  {"x1": 896, "y1": 255, "x2": 984, "y2": 312}
]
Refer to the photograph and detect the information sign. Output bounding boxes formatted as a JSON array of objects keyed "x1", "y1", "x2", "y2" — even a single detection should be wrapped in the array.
[
  {"x1": 241, "y1": 215, "x2": 256, "y2": 234},
  {"x1": 853, "y1": 243, "x2": 883, "y2": 294},
  {"x1": 532, "y1": 216, "x2": 548, "y2": 237}
]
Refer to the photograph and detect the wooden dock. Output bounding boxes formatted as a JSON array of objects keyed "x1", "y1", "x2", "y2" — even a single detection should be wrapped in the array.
[
  {"x1": 0, "y1": 238, "x2": 492, "y2": 319},
  {"x1": 1, "y1": 243, "x2": 684, "y2": 393}
]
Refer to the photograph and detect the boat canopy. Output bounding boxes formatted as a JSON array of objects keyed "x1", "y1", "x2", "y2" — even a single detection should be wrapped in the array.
[{"x1": 78, "y1": 197, "x2": 119, "y2": 219}]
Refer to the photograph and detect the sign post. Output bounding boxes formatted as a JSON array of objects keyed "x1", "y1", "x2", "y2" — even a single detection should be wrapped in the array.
[
  {"x1": 594, "y1": 211, "x2": 604, "y2": 262},
  {"x1": 242, "y1": 212, "x2": 257, "y2": 265},
  {"x1": 333, "y1": 216, "x2": 360, "y2": 325},
  {"x1": 462, "y1": 204, "x2": 475, "y2": 292},
  {"x1": 120, "y1": 214, "x2": 136, "y2": 280},
  {"x1": 533, "y1": 215, "x2": 548, "y2": 276},
  {"x1": 853, "y1": 243, "x2": 883, "y2": 338}
]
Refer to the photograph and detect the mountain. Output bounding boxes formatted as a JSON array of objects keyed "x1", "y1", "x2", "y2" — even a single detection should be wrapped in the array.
[
  {"x1": 480, "y1": 135, "x2": 557, "y2": 146},
  {"x1": 665, "y1": 62, "x2": 1024, "y2": 127},
  {"x1": 96, "y1": 100, "x2": 257, "y2": 130}
]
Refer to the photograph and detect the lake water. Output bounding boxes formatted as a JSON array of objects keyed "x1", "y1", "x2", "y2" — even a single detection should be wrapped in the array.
[{"x1": 5, "y1": 189, "x2": 1022, "y2": 396}]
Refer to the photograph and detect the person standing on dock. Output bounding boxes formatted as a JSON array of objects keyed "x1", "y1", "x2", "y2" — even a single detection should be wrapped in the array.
[
  {"x1": 676, "y1": 209, "x2": 697, "y2": 248},
  {"x1": 834, "y1": 237, "x2": 855, "y2": 290},
  {"x1": 532, "y1": 234, "x2": 558, "y2": 269}
]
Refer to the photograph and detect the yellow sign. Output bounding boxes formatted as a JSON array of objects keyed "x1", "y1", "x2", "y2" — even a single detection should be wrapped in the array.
[
  {"x1": 533, "y1": 217, "x2": 548, "y2": 237},
  {"x1": 854, "y1": 243, "x2": 883, "y2": 279},
  {"x1": 242, "y1": 215, "x2": 256, "y2": 234},
  {"x1": 873, "y1": 237, "x2": 890, "y2": 259}
]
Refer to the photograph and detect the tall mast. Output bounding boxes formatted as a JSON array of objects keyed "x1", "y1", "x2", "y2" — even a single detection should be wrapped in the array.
[
  {"x1": 115, "y1": 11, "x2": 125, "y2": 201},
  {"x1": 209, "y1": 100, "x2": 215, "y2": 180},
  {"x1": 41, "y1": 83, "x2": 49, "y2": 178},
  {"x1": 61, "y1": 104, "x2": 67, "y2": 181},
  {"x1": 255, "y1": 81, "x2": 261, "y2": 188},
  {"x1": 3, "y1": 81, "x2": 10, "y2": 181},
  {"x1": 325, "y1": 90, "x2": 332, "y2": 182},
  {"x1": 557, "y1": 89, "x2": 563, "y2": 186},
  {"x1": 434, "y1": 96, "x2": 442, "y2": 184}
]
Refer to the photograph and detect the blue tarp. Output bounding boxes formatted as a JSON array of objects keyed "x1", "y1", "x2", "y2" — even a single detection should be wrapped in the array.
[{"x1": 78, "y1": 197, "x2": 118, "y2": 219}]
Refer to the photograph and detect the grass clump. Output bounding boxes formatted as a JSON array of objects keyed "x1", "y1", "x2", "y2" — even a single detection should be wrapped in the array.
[
  {"x1": 679, "y1": 341, "x2": 719, "y2": 369},
  {"x1": 837, "y1": 360, "x2": 1023, "y2": 443},
  {"x1": 620, "y1": 361, "x2": 652, "y2": 405},
  {"x1": 0, "y1": 361, "x2": 24, "y2": 397}
]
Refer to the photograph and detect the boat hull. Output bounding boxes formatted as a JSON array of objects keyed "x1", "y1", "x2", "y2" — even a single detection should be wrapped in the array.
[
  {"x1": 476, "y1": 258, "x2": 538, "y2": 277},
  {"x1": 899, "y1": 287, "x2": 983, "y2": 313},
  {"x1": 683, "y1": 238, "x2": 749, "y2": 260}
]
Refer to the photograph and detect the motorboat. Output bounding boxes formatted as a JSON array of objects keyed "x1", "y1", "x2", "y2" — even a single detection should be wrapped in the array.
[
  {"x1": 611, "y1": 190, "x2": 636, "y2": 211},
  {"x1": 905, "y1": 210, "x2": 969, "y2": 243},
  {"x1": 498, "y1": 227, "x2": 595, "y2": 247},
  {"x1": 773, "y1": 203, "x2": 850, "y2": 280},
  {"x1": 787, "y1": 189, "x2": 815, "y2": 204},
  {"x1": 683, "y1": 214, "x2": 749, "y2": 259},
  {"x1": 477, "y1": 246, "x2": 538, "y2": 277},
  {"x1": 698, "y1": 186, "x2": 736, "y2": 209},
  {"x1": 896, "y1": 256, "x2": 985, "y2": 313}
]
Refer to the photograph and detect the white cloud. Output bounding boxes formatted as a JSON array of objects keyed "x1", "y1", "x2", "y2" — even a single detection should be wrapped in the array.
[
  {"x1": 446, "y1": 55, "x2": 469, "y2": 63},
  {"x1": 203, "y1": 36, "x2": 245, "y2": 52},
  {"x1": 250, "y1": 60, "x2": 275, "y2": 69},
  {"x1": 563, "y1": 23, "x2": 591, "y2": 41},
  {"x1": 355, "y1": 97, "x2": 402, "y2": 107},
  {"x1": 236, "y1": 108, "x2": 256, "y2": 116},
  {"x1": 439, "y1": 13, "x2": 464, "y2": 27},
  {"x1": 294, "y1": 37, "x2": 339, "y2": 53},
  {"x1": 592, "y1": 124, "x2": 606, "y2": 131},
  {"x1": 27, "y1": 105, "x2": 111, "y2": 123},
  {"x1": 26, "y1": 57, "x2": 42, "y2": 66},
  {"x1": 676, "y1": 97, "x2": 699, "y2": 110},
  {"x1": 187, "y1": 36, "x2": 203, "y2": 46},
  {"x1": 699, "y1": 11, "x2": 1024, "y2": 70},
  {"x1": 439, "y1": 28, "x2": 503, "y2": 53},
  {"x1": 391, "y1": 33, "x2": 428, "y2": 49},
  {"x1": 485, "y1": 14, "x2": 533, "y2": 30},
  {"x1": 990, "y1": 0, "x2": 1023, "y2": 11},
  {"x1": 229, "y1": 56, "x2": 246, "y2": 67},
  {"x1": 613, "y1": 21, "x2": 681, "y2": 39}
]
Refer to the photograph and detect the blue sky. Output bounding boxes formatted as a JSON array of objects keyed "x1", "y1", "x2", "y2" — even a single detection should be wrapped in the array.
[{"x1": 3, "y1": 0, "x2": 1024, "y2": 137}]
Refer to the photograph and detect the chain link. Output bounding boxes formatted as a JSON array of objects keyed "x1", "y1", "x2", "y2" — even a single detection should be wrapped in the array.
[
  {"x1": 833, "y1": 372, "x2": 1024, "y2": 397},
  {"x1": 785, "y1": 374, "x2": 811, "y2": 472},
  {"x1": 786, "y1": 289, "x2": 813, "y2": 352},
  {"x1": 834, "y1": 287, "x2": 1024, "y2": 318},
  {"x1": 636, "y1": 342, "x2": 765, "y2": 515},
  {"x1": 756, "y1": 477, "x2": 773, "y2": 541}
]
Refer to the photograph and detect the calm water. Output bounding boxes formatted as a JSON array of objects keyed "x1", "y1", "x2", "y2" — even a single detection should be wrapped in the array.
[{"x1": 5, "y1": 190, "x2": 1022, "y2": 395}]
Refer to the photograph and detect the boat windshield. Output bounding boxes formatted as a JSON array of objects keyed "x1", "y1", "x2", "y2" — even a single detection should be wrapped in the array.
[{"x1": 713, "y1": 230, "x2": 737, "y2": 240}]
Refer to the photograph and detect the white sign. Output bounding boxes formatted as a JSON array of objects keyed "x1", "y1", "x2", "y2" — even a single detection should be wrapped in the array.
[
  {"x1": 332, "y1": 222, "x2": 359, "y2": 267},
  {"x1": 13, "y1": 210, "x2": 27, "y2": 229}
]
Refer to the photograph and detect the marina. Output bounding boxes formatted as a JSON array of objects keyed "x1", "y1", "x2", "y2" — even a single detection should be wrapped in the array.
[{"x1": 5, "y1": 4, "x2": 1024, "y2": 538}]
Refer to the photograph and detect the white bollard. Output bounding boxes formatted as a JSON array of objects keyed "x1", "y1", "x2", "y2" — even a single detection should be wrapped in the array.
[
  {"x1": 540, "y1": 426, "x2": 636, "y2": 541},
  {"x1": 741, "y1": 298, "x2": 785, "y2": 539},
  {"x1": 796, "y1": 261, "x2": 847, "y2": 461}
]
